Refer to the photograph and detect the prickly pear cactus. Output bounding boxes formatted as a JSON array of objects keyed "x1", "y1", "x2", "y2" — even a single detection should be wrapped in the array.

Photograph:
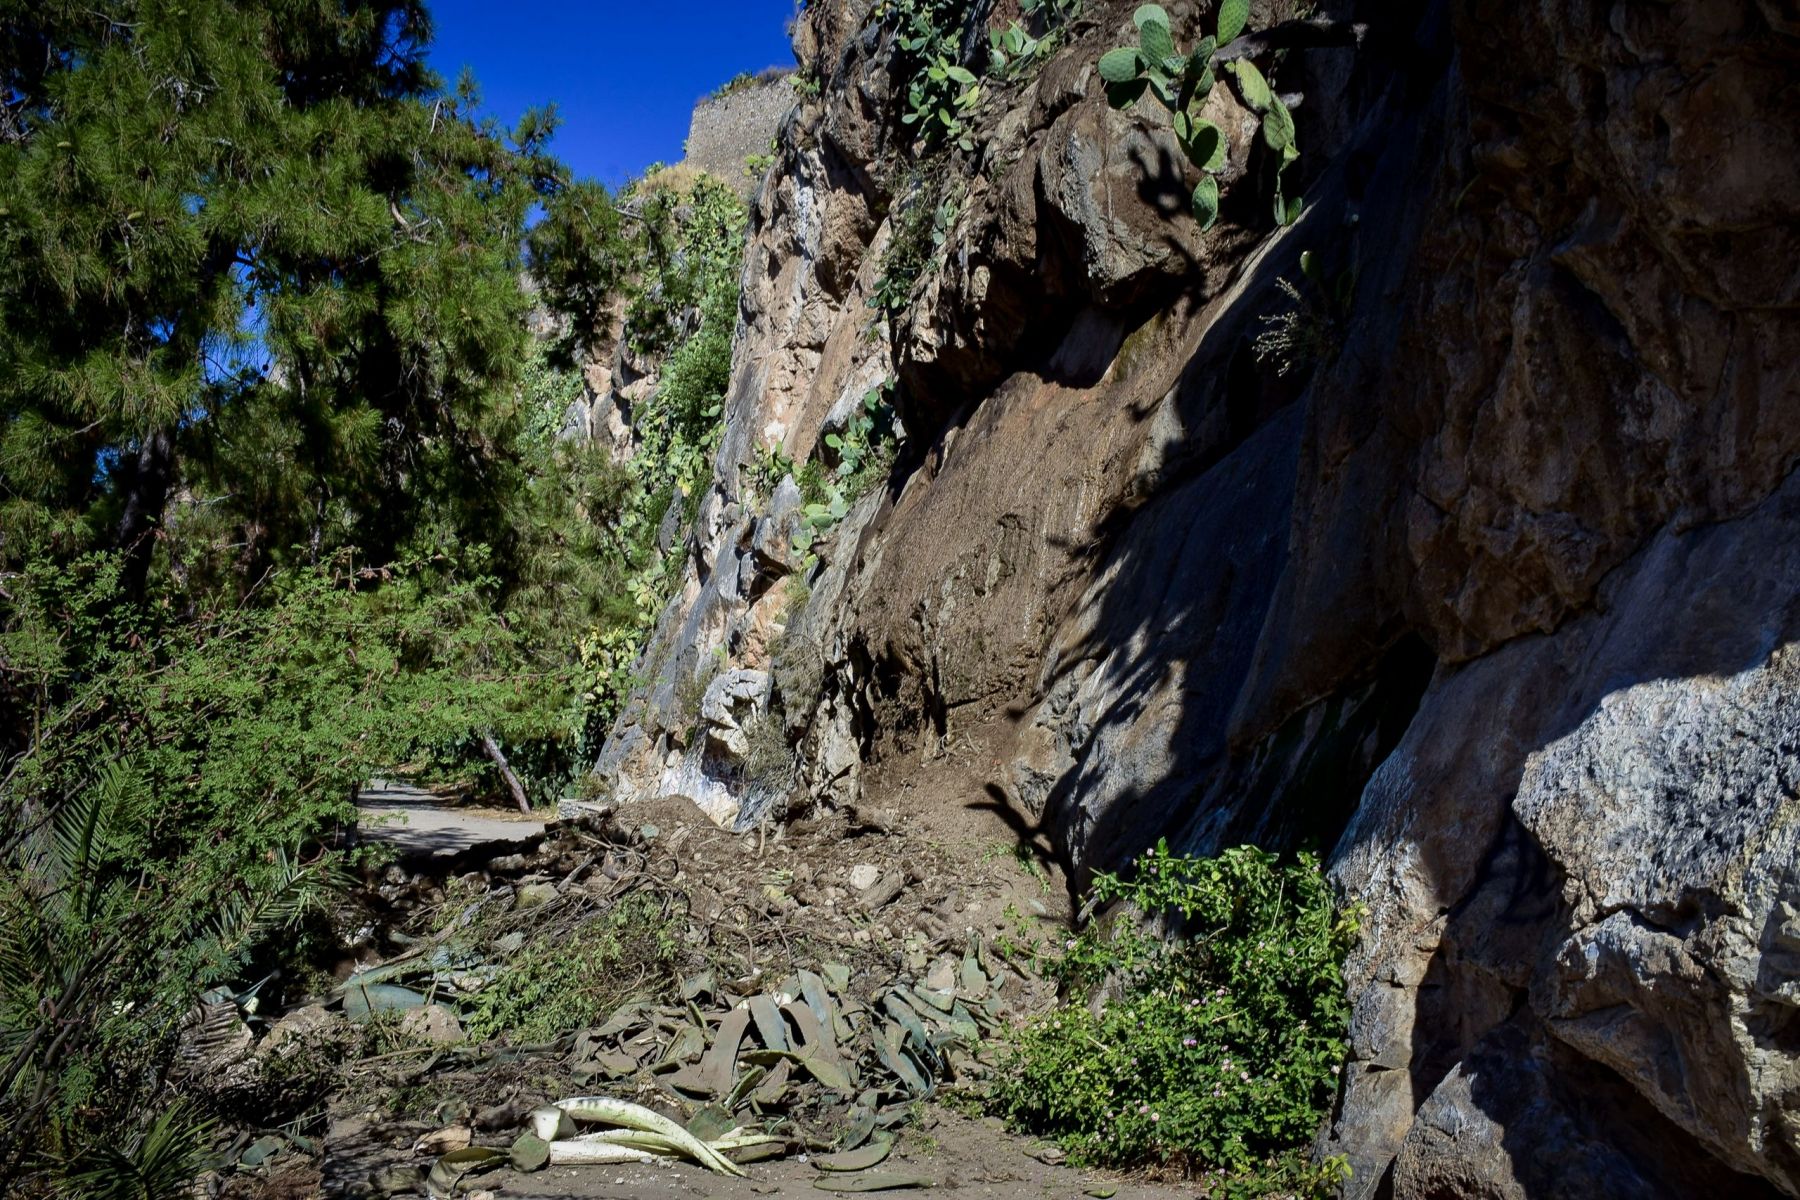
[{"x1": 1098, "y1": 1, "x2": 1302, "y2": 231}]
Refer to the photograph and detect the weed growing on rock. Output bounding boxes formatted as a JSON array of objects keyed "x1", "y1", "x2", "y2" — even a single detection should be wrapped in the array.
[
  {"x1": 795, "y1": 383, "x2": 901, "y2": 556},
  {"x1": 871, "y1": 171, "x2": 965, "y2": 320},
  {"x1": 990, "y1": 842, "x2": 1356, "y2": 1196},
  {"x1": 882, "y1": 0, "x2": 981, "y2": 152},
  {"x1": 1253, "y1": 250, "x2": 1358, "y2": 378},
  {"x1": 1101, "y1": 2, "x2": 1303, "y2": 229},
  {"x1": 989, "y1": 0, "x2": 1084, "y2": 81}
]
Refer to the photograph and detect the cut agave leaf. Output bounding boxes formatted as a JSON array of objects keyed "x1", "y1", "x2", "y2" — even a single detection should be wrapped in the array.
[
  {"x1": 813, "y1": 1174, "x2": 935, "y2": 1192},
  {"x1": 815, "y1": 1134, "x2": 894, "y2": 1172},
  {"x1": 686, "y1": 1104, "x2": 737, "y2": 1144},
  {"x1": 341, "y1": 983, "x2": 426, "y2": 1018},
  {"x1": 839, "y1": 1105, "x2": 877, "y2": 1151},
  {"x1": 797, "y1": 1050, "x2": 855, "y2": 1094},
  {"x1": 425, "y1": 1147, "x2": 503, "y2": 1199}
]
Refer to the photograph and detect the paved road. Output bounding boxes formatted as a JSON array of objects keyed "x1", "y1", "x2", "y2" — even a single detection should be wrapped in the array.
[{"x1": 356, "y1": 781, "x2": 545, "y2": 858}]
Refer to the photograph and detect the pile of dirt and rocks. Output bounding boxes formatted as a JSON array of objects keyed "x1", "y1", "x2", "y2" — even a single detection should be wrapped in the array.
[{"x1": 188, "y1": 799, "x2": 1199, "y2": 1200}]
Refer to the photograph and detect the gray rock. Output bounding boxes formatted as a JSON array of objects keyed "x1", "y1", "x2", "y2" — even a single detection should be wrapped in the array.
[{"x1": 700, "y1": 668, "x2": 771, "y2": 760}]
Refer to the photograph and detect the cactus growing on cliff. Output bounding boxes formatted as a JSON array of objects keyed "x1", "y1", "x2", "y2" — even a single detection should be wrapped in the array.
[{"x1": 1099, "y1": 2, "x2": 1302, "y2": 230}]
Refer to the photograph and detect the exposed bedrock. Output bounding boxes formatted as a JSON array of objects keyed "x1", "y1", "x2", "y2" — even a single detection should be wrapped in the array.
[{"x1": 595, "y1": 0, "x2": 1800, "y2": 1192}]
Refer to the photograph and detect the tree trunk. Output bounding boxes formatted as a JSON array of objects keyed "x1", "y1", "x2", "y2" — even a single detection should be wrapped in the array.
[
  {"x1": 480, "y1": 732, "x2": 531, "y2": 814},
  {"x1": 114, "y1": 427, "x2": 174, "y2": 598}
]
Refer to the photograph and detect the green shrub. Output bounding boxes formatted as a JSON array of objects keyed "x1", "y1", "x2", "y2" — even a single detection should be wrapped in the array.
[
  {"x1": 870, "y1": 171, "x2": 963, "y2": 319},
  {"x1": 988, "y1": 0, "x2": 1084, "y2": 81},
  {"x1": 990, "y1": 842, "x2": 1356, "y2": 1196},
  {"x1": 462, "y1": 893, "x2": 682, "y2": 1043},
  {"x1": 794, "y1": 383, "x2": 900, "y2": 557},
  {"x1": 0, "y1": 551, "x2": 533, "y2": 1179}
]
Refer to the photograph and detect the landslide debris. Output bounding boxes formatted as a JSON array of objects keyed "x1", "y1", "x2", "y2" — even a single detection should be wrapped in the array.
[{"x1": 197, "y1": 801, "x2": 1076, "y2": 1198}]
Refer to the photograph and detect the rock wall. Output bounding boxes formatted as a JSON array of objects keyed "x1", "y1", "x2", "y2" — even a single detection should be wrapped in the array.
[
  {"x1": 682, "y1": 73, "x2": 798, "y2": 199},
  {"x1": 594, "y1": 0, "x2": 1800, "y2": 1194}
]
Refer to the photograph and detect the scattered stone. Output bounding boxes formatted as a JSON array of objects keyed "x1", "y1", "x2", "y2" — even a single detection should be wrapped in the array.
[
  {"x1": 860, "y1": 871, "x2": 909, "y2": 911},
  {"x1": 399, "y1": 1004, "x2": 464, "y2": 1045},
  {"x1": 849, "y1": 864, "x2": 881, "y2": 891},
  {"x1": 515, "y1": 881, "x2": 558, "y2": 909}
]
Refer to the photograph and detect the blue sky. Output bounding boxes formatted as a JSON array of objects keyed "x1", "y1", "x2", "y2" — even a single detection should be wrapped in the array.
[{"x1": 426, "y1": 1, "x2": 801, "y2": 187}]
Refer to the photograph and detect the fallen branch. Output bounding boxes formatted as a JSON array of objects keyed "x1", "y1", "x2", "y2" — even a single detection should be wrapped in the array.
[{"x1": 480, "y1": 732, "x2": 531, "y2": 814}]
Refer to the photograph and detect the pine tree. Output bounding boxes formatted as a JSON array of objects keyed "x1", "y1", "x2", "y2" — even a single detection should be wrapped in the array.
[{"x1": 0, "y1": 0, "x2": 566, "y2": 593}]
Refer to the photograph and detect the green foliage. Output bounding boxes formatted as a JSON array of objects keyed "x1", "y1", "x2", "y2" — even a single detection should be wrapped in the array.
[
  {"x1": 0, "y1": 0, "x2": 565, "y2": 586},
  {"x1": 796, "y1": 384, "x2": 899, "y2": 554},
  {"x1": 518, "y1": 170, "x2": 749, "y2": 771},
  {"x1": 462, "y1": 893, "x2": 682, "y2": 1043},
  {"x1": 881, "y1": 0, "x2": 981, "y2": 152},
  {"x1": 1252, "y1": 250, "x2": 1358, "y2": 377},
  {"x1": 988, "y1": 0, "x2": 1083, "y2": 81},
  {"x1": 903, "y1": 58, "x2": 982, "y2": 152},
  {"x1": 0, "y1": 552, "x2": 537, "y2": 1178},
  {"x1": 529, "y1": 180, "x2": 631, "y2": 370},
  {"x1": 1099, "y1": 2, "x2": 1302, "y2": 231},
  {"x1": 990, "y1": 843, "x2": 1357, "y2": 1195},
  {"x1": 0, "y1": 3, "x2": 756, "y2": 1192},
  {"x1": 708, "y1": 67, "x2": 791, "y2": 101},
  {"x1": 51, "y1": 1098, "x2": 217, "y2": 1200},
  {"x1": 870, "y1": 171, "x2": 964, "y2": 319}
]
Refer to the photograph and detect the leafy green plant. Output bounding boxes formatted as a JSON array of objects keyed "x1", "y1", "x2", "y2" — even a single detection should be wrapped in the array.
[
  {"x1": 870, "y1": 171, "x2": 964, "y2": 319},
  {"x1": 0, "y1": 551, "x2": 543, "y2": 1180},
  {"x1": 988, "y1": 0, "x2": 1084, "y2": 81},
  {"x1": 903, "y1": 57, "x2": 982, "y2": 151},
  {"x1": 462, "y1": 893, "x2": 682, "y2": 1043},
  {"x1": 1253, "y1": 250, "x2": 1358, "y2": 377},
  {"x1": 1098, "y1": 2, "x2": 1302, "y2": 230},
  {"x1": 881, "y1": 0, "x2": 980, "y2": 152},
  {"x1": 794, "y1": 384, "x2": 900, "y2": 556},
  {"x1": 990, "y1": 842, "x2": 1357, "y2": 1196},
  {"x1": 521, "y1": 168, "x2": 750, "y2": 759},
  {"x1": 708, "y1": 67, "x2": 790, "y2": 101},
  {"x1": 51, "y1": 1099, "x2": 218, "y2": 1200}
]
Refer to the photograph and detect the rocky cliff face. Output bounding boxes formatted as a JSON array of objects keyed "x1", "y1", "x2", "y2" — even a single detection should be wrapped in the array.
[{"x1": 595, "y1": 0, "x2": 1800, "y2": 1194}]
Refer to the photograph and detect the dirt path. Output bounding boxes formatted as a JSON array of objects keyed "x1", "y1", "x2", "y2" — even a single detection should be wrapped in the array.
[
  {"x1": 356, "y1": 780, "x2": 544, "y2": 858},
  {"x1": 320, "y1": 1107, "x2": 1188, "y2": 1200}
]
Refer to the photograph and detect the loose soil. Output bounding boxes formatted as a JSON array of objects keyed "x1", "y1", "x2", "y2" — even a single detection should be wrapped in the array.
[{"x1": 215, "y1": 792, "x2": 1199, "y2": 1200}]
